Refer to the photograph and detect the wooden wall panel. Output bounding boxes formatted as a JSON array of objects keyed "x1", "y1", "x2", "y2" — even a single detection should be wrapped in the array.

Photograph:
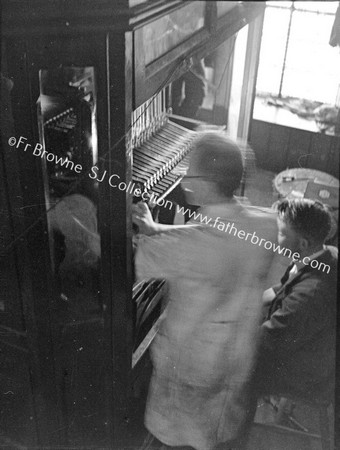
[
  {"x1": 249, "y1": 120, "x2": 271, "y2": 168},
  {"x1": 286, "y1": 129, "x2": 312, "y2": 169},
  {"x1": 250, "y1": 119, "x2": 339, "y2": 180},
  {"x1": 308, "y1": 133, "x2": 333, "y2": 172},
  {"x1": 267, "y1": 125, "x2": 290, "y2": 172},
  {"x1": 0, "y1": 348, "x2": 37, "y2": 447},
  {"x1": 327, "y1": 139, "x2": 340, "y2": 179}
]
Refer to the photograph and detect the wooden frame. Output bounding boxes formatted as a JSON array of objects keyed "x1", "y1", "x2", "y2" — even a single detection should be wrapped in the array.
[
  {"x1": 0, "y1": 2, "x2": 266, "y2": 448},
  {"x1": 134, "y1": 2, "x2": 265, "y2": 107}
]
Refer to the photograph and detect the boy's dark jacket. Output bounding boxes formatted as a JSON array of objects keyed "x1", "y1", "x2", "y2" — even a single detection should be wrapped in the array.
[{"x1": 256, "y1": 246, "x2": 337, "y2": 400}]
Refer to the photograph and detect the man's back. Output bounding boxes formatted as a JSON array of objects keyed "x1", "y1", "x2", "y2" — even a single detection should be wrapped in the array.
[{"x1": 136, "y1": 202, "x2": 277, "y2": 450}]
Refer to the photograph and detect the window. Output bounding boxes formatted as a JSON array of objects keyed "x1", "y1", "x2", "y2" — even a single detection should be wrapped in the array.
[{"x1": 256, "y1": 1, "x2": 340, "y2": 104}]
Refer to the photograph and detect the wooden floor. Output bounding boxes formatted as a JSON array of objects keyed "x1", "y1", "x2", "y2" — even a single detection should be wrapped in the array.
[
  {"x1": 247, "y1": 424, "x2": 326, "y2": 450},
  {"x1": 247, "y1": 396, "x2": 333, "y2": 450}
]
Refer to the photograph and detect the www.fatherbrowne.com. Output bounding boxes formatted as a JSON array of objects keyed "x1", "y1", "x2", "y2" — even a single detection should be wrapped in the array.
[
  {"x1": 11, "y1": 136, "x2": 330, "y2": 273},
  {"x1": 174, "y1": 204, "x2": 331, "y2": 274}
]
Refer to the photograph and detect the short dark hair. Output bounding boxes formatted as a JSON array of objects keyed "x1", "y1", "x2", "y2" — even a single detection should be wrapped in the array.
[
  {"x1": 192, "y1": 132, "x2": 243, "y2": 198},
  {"x1": 276, "y1": 198, "x2": 332, "y2": 244}
]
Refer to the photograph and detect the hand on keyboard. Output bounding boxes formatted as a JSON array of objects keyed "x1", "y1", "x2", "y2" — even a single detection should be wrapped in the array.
[{"x1": 132, "y1": 202, "x2": 158, "y2": 236}]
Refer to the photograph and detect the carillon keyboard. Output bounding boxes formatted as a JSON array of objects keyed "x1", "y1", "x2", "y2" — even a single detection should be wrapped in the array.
[
  {"x1": 130, "y1": 89, "x2": 195, "y2": 203},
  {"x1": 133, "y1": 120, "x2": 194, "y2": 201}
]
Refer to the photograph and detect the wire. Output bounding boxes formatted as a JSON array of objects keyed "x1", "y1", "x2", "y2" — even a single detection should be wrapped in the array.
[
  {"x1": 215, "y1": 33, "x2": 238, "y2": 94},
  {"x1": 211, "y1": 33, "x2": 237, "y2": 124}
]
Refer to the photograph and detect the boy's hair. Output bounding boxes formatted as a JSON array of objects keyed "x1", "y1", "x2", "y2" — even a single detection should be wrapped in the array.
[
  {"x1": 276, "y1": 198, "x2": 332, "y2": 244},
  {"x1": 192, "y1": 132, "x2": 244, "y2": 198}
]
